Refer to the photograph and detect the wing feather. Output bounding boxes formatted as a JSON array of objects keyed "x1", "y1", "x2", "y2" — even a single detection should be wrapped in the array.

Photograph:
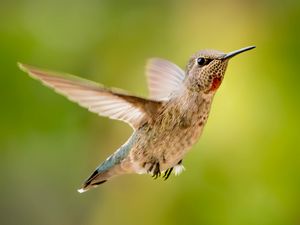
[
  {"x1": 146, "y1": 58, "x2": 186, "y2": 100},
  {"x1": 19, "y1": 63, "x2": 161, "y2": 129}
]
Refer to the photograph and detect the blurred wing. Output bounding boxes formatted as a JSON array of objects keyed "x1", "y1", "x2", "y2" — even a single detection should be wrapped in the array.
[
  {"x1": 146, "y1": 58, "x2": 186, "y2": 100},
  {"x1": 19, "y1": 63, "x2": 160, "y2": 129}
]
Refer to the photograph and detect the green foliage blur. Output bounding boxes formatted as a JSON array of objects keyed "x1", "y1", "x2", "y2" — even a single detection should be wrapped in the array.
[{"x1": 1, "y1": 0, "x2": 299, "y2": 225}]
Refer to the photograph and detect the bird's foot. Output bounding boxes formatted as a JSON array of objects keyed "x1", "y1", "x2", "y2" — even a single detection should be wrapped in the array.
[
  {"x1": 151, "y1": 162, "x2": 161, "y2": 179},
  {"x1": 163, "y1": 159, "x2": 184, "y2": 180},
  {"x1": 163, "y1": 167, "x2": 173, "y2": 180}
]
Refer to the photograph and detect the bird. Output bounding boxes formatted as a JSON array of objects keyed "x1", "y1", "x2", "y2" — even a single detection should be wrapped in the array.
[{"x1": 18, "y1": 46, "x2": 255, "y2": 193}]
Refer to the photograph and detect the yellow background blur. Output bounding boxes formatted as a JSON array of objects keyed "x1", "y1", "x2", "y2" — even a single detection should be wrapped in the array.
[{"x1": 1, "y1": 1, "x2": 299, "y2": 225}]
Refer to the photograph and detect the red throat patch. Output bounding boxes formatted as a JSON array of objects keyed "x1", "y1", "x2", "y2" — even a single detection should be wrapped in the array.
[{"x1": 208, "y1": 77, "x2": 222, "y2": 92}]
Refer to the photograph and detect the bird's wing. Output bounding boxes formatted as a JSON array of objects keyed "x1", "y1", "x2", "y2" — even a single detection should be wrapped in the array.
[
  {"x1": 19, "y1": 63, "x2": 161, "y2": 129},
  {"x1": 146, "y1": 58, "x2": 186, "y2": 100}
]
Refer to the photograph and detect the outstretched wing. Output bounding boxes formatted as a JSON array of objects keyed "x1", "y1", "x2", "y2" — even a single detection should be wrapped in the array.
[
  {"x1": 146, "y1": 58, "x2": 186, "y2": 100},
  {"x1": 19, "y1": 63, "x2": 161, "y2": 129}
]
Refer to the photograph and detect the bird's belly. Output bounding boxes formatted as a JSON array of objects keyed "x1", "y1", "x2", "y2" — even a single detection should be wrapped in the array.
[
  {"x1": 159, "y1": 122, "x2": 205, "y2": 170},
  {"x1": 130, "y1": 117, "x2": 207, "y2": 173}
]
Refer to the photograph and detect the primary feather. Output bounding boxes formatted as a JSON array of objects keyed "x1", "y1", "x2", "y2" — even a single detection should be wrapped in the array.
[{"x1": 18, "y1": 63, "x2": 161, "y2": 129}]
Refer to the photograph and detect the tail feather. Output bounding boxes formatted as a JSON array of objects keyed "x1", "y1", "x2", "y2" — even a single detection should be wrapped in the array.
[
  {"x1": 77, "y1": 169, "x2": 108, "y2": 193},
  {"x1": 77, "y1": 134, "x2": 136, "y2": 193},
  {"x1": 77, "y1": 160, "x2": 131, "y2": 193}
]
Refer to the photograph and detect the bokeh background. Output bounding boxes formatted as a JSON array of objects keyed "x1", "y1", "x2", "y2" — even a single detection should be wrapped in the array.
[{"x1": 1, "y1": 0, "x2": 300, "y2": 225}]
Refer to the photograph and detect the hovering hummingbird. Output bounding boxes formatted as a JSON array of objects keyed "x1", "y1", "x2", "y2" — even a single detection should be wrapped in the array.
[{"x1": 18, "y1": 46, "x2": 255, "y2": 193}]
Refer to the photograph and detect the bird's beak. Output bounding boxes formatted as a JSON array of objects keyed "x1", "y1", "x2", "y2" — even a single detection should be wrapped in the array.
[{"x1": 223, "y1": 46, "x2": 256, "y2": 60}]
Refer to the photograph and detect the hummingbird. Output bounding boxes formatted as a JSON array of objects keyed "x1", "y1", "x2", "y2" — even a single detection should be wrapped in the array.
[{"x1": 18, "y1": 46, "x2": 255, "y2": 193}]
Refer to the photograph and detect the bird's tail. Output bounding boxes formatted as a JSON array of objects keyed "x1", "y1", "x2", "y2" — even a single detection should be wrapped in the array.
[
  {"x1": 77, "y1": 169, "x2": 109, "y2": 193},
  {"x1": 77, "y1": 160, "x2": 131, "y2": 193},
  {"x1": 78, "y1": 134, "x2": 136, "y2": 193}
]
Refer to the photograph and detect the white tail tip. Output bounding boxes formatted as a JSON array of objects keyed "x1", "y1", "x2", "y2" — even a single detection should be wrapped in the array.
[{"x1": 77, "y1": 188, "x2": 87, "y2": 193}]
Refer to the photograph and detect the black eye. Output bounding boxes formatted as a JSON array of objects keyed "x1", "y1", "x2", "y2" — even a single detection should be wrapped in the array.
[{"x1": 197, "y1": 57, "x2": 211, "y2": 66}]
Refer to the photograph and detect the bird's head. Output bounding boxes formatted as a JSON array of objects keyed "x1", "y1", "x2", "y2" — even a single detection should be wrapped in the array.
[{"x1": 185, "y1": 46, "x2": 255, "y2": 94}]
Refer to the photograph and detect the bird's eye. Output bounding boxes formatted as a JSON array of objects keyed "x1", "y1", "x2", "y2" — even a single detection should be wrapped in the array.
[{"x1": 197, "y1": 57, "x2": 211, "y2": 66}]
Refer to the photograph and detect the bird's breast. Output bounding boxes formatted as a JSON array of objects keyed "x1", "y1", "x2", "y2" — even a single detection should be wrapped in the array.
[{"x1": 129, "y1": 96, "x2": 213, "y2": 172}]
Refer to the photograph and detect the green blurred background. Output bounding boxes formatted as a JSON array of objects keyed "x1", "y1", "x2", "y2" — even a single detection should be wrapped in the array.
[{"x1": 1, "y1": 0, "x2": 300, "y2": 225}]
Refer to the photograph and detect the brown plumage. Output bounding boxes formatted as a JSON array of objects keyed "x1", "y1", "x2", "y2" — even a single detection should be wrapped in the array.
[{"x1": 19, "y1": 46, "x2": 255, "y2": 192}]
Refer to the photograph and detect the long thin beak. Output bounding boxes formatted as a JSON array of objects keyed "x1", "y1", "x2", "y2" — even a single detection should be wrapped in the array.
[{"x1": 223, "y1": 46, "x2": 256, "y2": 60}]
